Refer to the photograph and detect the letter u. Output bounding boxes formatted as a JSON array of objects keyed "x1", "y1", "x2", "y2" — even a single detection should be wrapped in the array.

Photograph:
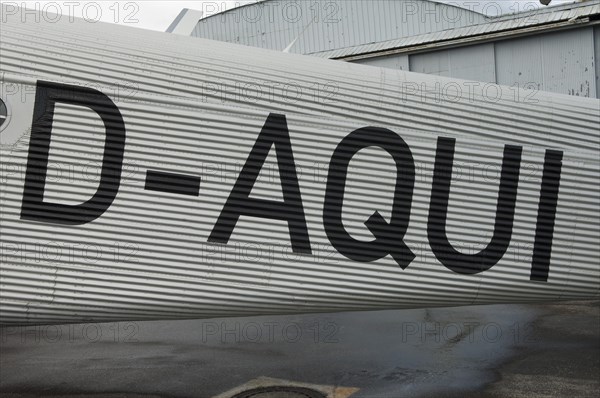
[{"x1": 428, "y1": 137, "x2": 522, "y2": 274}]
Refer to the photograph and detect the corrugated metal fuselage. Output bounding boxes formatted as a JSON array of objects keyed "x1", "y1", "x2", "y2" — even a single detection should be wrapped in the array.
[{"x1": 0, "y1": 11, "x2": 598, "y2": 325}]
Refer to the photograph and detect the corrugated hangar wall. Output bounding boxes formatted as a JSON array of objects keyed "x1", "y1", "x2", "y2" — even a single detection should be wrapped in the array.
[
  {"x1": 358, "y1": 26, "x2": 599, "y2": 98},
  {"x1": 190, "y1": 1, "x2": 600, "y2": 99},
  {"x1": 191, "y1": 0, "x2": 488, "y2": 54},
  {"x1": 496, "y1": 28, "x2": 596, "y2": 97},
  {"x1": 595, "y1": 25, "x2": 600, "y2": 95},
  {"x1": 409, "y1": 43, "x2": 497, "y2": 83}
]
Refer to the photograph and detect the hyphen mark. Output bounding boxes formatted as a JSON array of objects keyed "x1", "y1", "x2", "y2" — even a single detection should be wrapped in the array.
[{"x1": 144, "y1": 170, "x2": 201, "y2": 196}]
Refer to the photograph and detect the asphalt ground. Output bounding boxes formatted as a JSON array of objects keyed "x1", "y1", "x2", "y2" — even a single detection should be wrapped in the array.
[{"x1": 0, "y1": 300, "x2": 598, "y2": 398}]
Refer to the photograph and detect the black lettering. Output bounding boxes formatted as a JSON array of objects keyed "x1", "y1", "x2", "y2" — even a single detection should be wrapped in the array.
[
  {"x1": 323, "y1": 127, "x2": 415, "y2": 269},
  {"x1": 208, "y1": 113, "x2": 311, "y2": 253},
  {"x1": 428, "y1": 137, "x2": 522, "y2": 274},
  {"x1": 531, "y1": 150, "x2": 563, "y2": 282},
  {"x1": 20, "y1": 81, "x2": 126, "y2": 224},
  {"x1": 144, "y1": 170, "x2": 201, "y2": 196}
]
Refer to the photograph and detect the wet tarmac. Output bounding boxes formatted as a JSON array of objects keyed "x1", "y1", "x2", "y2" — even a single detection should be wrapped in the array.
[{"x1": 0, "y1": 300, "x2": 598, "y2": 398}]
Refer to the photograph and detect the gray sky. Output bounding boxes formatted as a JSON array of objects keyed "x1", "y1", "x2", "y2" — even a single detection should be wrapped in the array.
[{"x1": 1, "y1": 0, "x2": 577, "y2": 31}]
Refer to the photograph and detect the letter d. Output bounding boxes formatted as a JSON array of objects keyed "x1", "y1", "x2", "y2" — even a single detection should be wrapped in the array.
[{"x1": 21, "y1": 81, "x2": 126, "y2": 224}]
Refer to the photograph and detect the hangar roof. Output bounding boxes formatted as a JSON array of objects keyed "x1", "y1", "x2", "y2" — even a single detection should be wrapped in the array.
[{"x1": 187, "y1": 0, "x2": 490, "y2": 54}]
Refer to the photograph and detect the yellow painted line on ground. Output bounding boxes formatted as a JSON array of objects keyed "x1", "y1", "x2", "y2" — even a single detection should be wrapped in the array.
[{"x1": 212, "y1": 376, "x2": 359, "y2": 398}]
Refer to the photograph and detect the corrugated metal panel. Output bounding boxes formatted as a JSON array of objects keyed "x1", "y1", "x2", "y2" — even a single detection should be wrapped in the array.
[
  {"x1": 495, "y1": 28, "x2": 597, "y2": 98},
  {"x1": 409, "y1": 43, "x2": 496, "y2": 83},
  {"x1": 351, "y1": 54, "x2": 409, "y2": 70},
  {"x1": 410, "y1": 51, "x2": 452, "y2": 78},
  {"x1": 0, "y1": 12, "x2": 599, "y2": 325},
  {"x1": 309, "y1": 1, "x2": 600, "y2": 59},
  {"x1": 595, "y1": 26, "x2": 600, "y2": 98},
  {"x1": 349, "y1": 28, "x2": 598, "y2": 99},
  {"x1": 191, "y1": 0, "x2": 488, "y2": 54}
]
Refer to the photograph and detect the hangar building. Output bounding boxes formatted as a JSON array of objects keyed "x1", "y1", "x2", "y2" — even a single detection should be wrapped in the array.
[{"x1": 168, "y1": 0, "x2": 600, "y2": 98}]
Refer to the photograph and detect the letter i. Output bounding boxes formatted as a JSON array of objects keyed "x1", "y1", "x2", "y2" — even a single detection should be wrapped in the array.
[{"x1": 530, "y1": 150, "x2": 563, "y2": 282}]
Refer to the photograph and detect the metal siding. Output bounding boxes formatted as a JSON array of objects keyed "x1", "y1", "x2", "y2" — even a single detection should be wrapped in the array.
[
  {"x1": 595, "y1": 26, "x2": 600, "y2": 98},
  {"x1": 309, "y1": 2, "x2": 600, "y2": 60},
  {"x1": 496, "y1": 28, "x2": 597, "y2": 98},
  {"x1": 191, "y1": 0, "x2": 488, "y2": 54},
  {"x1": 495, "y1": 35, "x2": 544, "y2": 92},
  {"x1": 541, "y1": 28, "x2": 597, "y2": 98},
  {"x1": 0, "y1": 14, "x2": 599, "y2": 325},
  {"x1": 447, "y1": 44, "x2": 496, "y2": 83},
  {"x1": 351, "y1": 54, "x2": 410, "y2": 70},
  {"x1": 408, "y1": 44, "x2": 496, "y2": 83},
  {"x1": 410, "y1": 50, "x2": 449, "y2": 77}
]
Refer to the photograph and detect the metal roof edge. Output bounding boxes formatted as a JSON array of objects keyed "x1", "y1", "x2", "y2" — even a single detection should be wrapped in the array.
[{"x1": 489, "y1": 0, "x2": 600, "y2": 21}]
